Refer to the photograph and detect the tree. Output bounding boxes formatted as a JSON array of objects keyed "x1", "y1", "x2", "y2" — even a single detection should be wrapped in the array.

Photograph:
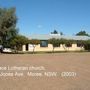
[
  {"x1": 48, "y1": 38, "x2": 60, "y2": 52},
  {"x1": 76, "y1": 30, "x2": 89, "y2": 36},
  {"x1": 10, "y1": 35, "x2": 29, "y2": 52},
  {"x1": 60, "y1": 32, "x2": 63, "y2": 35},
  {"x1": 51, "y1": 30, "x2": 58, "y2": 34},
  {"x1": 29, "y1": 39, "x2": 40, "y2": 53},
  {"x1": 0, "y1": 7, "x2": 18, "y2": 48},
  {"x1": 84, "y1": 40, "x2": 90, "y2": 51},
  {"x1": 76, "y1": 40, "x2": 85, "y2": 46}
]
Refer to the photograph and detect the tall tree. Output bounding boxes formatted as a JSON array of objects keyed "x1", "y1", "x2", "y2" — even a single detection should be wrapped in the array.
[
  {"x1": 51, "y1": 30, "x2": 58, "y2": 34},
  {"x1": 0, "y1": 7, "x2": 18, "y2": 47},
  {"x1": 76, "y1": 30, "x2": 89, "y2": 36}
]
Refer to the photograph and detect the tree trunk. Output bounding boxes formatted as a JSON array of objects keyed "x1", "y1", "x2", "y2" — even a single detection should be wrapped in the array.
[
  {"x1": 33, "y1": 45, "x2": 35, "y2": 54},
  {"x1": 53, "y1": 47, "x2": 54, "y2": 53}
]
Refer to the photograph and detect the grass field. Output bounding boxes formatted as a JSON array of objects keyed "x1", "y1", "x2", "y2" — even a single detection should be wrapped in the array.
[{"x1": 0, "y1": 53, "x2": 90, "y2": 90}]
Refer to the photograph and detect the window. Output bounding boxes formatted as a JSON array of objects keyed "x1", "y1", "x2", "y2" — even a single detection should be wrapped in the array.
[{"x1": 40, "y1": 40, "x2": 48, "y2": 47}]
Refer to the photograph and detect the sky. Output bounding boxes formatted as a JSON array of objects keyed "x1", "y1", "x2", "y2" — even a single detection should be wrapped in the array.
[{"x1": 0, "y1": 0, "x2": 90, "y2": 36}]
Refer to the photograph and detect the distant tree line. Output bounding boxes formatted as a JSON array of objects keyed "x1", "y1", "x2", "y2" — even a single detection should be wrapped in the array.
[
  {"x1": 49, "y1": 38, "x2": 90, "y2": 52},
  {"x1": 51, "y1": 30, "x2": 90, "y2": 36},
  {"x1": 50, "y1": 30, "x2": 90, "y2": 52}
]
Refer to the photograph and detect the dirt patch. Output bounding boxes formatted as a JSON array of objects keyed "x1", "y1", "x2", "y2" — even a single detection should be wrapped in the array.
[{"x1": 0, "y1": 53, "x2": 90, "y2": 90}]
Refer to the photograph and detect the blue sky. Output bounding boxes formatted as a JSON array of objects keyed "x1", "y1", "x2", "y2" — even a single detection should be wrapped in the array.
[{"x1": 0, "y1": 0, "x2": 90, "y2": 36}]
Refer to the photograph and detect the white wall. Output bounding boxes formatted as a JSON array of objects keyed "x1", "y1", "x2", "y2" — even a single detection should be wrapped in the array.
[{"x1": 22, "y1": 43, "x2": 84, "y2": 52}]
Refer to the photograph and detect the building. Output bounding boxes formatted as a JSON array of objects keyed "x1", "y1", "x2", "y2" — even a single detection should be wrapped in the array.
[{"x1": 22, "y1": 34, "x2": 90, "y2": 52}]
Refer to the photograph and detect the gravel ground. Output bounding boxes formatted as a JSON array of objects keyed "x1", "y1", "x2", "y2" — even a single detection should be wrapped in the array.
[{"x1": 0, "y1": 53, "x2": 90, "y2": 90}]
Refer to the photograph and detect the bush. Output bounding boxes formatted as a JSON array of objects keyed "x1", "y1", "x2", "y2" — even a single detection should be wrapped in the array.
[{"x1": 84, "y1": 40, "x2": 90, "y2": 51}]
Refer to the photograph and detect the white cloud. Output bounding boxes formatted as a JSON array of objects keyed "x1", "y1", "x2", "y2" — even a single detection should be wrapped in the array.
[{"x1": 37, "y1": 25, "x2": 43, "y2": 28}]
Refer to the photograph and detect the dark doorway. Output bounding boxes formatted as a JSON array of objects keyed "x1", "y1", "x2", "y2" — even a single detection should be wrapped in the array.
[{"x1": 26, "y1": 44, "x2": 28, "y2": 51}]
